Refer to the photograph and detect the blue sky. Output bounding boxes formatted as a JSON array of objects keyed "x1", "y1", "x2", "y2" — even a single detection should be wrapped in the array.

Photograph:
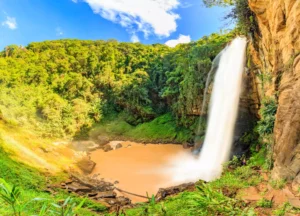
[{"x1": 0, "y1": 0, "x2": 232, "y2": 49}]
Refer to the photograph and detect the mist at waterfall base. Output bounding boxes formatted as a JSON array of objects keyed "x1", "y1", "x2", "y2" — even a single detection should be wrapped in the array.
[{"x1": 165, "y1": 37, "x2": 247, "y2": 183}]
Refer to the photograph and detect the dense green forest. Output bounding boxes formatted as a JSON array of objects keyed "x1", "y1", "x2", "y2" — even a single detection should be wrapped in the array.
[{"x1": 0, "y1": 32, "x2": 235, "y2": 140}]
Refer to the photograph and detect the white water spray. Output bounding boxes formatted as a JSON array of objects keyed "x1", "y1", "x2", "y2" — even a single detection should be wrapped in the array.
[{"x1": 167, "y1": 37, "x2": 247, "y2": 183}]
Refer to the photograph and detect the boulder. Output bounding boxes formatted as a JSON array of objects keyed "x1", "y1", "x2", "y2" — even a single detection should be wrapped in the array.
[
  {"x1": 155, "y1": 183, "x2": 194, "y2": 201},
  {"x1": 115, "y1": 143, "x2": 122, "y2": 150},
  {"x1": 97, "y1": 135, "x2": 110, "y2": 146},
  {"x1": 76, "y1": 156, "x2": 96, "y2": 174},
  {"x1": 103, "y1": 144, "x2": 113, "y2": 152}
]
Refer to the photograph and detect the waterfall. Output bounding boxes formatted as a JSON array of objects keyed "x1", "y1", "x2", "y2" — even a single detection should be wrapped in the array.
[
  {"x1": 193, "y1": 48, "x2": 224, "y2": 152},
  {"x1": 167, "y1": 37, "x2": 247, "y2": 183}
]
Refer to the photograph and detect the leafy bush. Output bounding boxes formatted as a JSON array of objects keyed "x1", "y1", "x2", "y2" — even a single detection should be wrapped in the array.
[
  {"x1": 256, "y1": 198, "x2": 273, "y2": 208},
  {"x1": 0, "y1": 178, "x2": 87, "y2": 216},
  {"x1": 0, "y1": 85, "x2": 100, "y2": 138},
  {"x1": 188, "y1": 183, "x2": 244, "y2": 215},
  {"x1": 270, "y1": 179, "x2": 286, "y2": 190},
  {"x1": 125, "y1": 182, "x2": 255, "y2": 216},
  {"x1": 0, "y1": 178, "x2": 22, "y2": 215},
  {"x1": 256, "y1": 99, "x2": 277, "y2": 135}
]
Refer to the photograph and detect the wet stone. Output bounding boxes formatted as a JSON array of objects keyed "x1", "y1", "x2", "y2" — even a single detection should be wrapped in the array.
[
  {"x1": 95, "y1": 191, "x2": 117, "y2": 199},
  {"x1": 103, "y1": 145, "x2": 113, "y2": 152},
  {"x1": 155, "y1": 182, "x2": 195, "y2": 201},
  {"x1": 76, "y1": 156, "x2": 96, "y2": 174},
  {"x1": 67, "y1": 184, "x2": 92, "y2": 193}
]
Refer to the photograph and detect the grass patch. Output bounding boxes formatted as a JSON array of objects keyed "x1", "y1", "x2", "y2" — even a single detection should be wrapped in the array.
[
  {"x1": 0, "y1": 138, "x2": 106, "y2": 215},
  {"x1": 256, "y1": 198, "x2": 273, "y2": 208},
  {"x1": 90, "y1": 113, "x2": 193, "y2": 143},
  {"x1": 118, "y1": 164, "x2": 262, "y2": 216},
  {"x1": 119, "y1": 183, "x2": 253, "y2": 216},
  {"x1": 210, "y1": 166, "x2": 262, "y2": 193}
]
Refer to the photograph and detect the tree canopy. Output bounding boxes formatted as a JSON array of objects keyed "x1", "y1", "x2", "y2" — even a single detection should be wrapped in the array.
[{"x1": 0, "y1": 32, "x2": 235, "y2": 138}]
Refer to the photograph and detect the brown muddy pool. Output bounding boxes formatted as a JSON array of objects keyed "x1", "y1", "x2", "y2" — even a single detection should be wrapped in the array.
[{"x1": 90, "y1": 141, "x2": 189, "y2": 202}]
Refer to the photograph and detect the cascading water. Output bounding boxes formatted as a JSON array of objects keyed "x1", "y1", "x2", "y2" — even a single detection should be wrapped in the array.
[
  {"x1": 193, "y1": 48, "x2": 224, "y2": 152},
  {"x1": 167, "y1": 37, "x2": 247, "y2": 183}
]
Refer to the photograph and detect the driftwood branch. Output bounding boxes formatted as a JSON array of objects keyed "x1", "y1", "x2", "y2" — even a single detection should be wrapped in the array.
[{"x1": 115, "y1": 187, "x2": 148, "y2": 199}]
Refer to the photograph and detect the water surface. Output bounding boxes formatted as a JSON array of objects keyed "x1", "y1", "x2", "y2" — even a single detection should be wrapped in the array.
[{"x1": 90, "y1": 141, "x2": 188, "y2": 202}]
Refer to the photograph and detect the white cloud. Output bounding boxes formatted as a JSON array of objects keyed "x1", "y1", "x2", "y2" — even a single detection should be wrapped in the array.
[
  {"x1": 71, "y1": 0, "x2": 78, "y2": 3},
  {"x1": 80, "y1": 0, "x2": 180, "y2": 38},
  {"x1": 165, "y1": 34, "x2": 191, "y2": 47},
  {"x1": 2, "y1": 16, "x2": 17, "y2": 30},
  {"x1": 130, "y1": 34, "x2": 139, "y2": 43},
  {"x1": 56, "y1": 27, "x2": 63, "y2": 36}
]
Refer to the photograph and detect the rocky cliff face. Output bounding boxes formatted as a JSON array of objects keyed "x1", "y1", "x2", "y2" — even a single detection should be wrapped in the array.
[{"x1": 249, "y1": 0, "x2": 300, "y2": 186}]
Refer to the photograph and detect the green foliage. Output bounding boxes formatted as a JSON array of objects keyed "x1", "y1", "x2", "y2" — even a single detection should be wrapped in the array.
[
  {"x1": 210, "y1": 166, "x2": 262, "y2": 193},
  {"x1": 123, "y1": 182, "x2": 255, "y2": 216},
  {"x1": 256, "y1": 198, "x2": 273, "y2": 208},
  {"x1": 125, "y1": 113, "x2": 193, "y2": 143},
  {"x1": 272, "y1": 203, "x2": 293, "y2": 216},
  {"x1": 0, "y1": 33, "x2": 234, "y2": 138},
  {"x1": 0, "y1": 140, "x2": 47, "y2": 190},
  {"x1": 248, "y1": 146, "x2": 268, "y2": 168},
  {"x1": 0, "y1": 178, "x2": 22, "y2": 215},
  {"x1": 246, "y1": 98, "x2": 277, "y2": 170},
  {"x1": 0, "y1": 140, "x2": 105, "y2": 215},
  {"x1": 49, "y1": 196, "x2": 86, "y2": 216},
  {"x1": 269, "y1": 179, "x2": 286, "y2": 190},
  {"x1": 0, "y1": 85, "x2": 98, "y2": 138},
  {"x1": 188, "y1": 183, "x2": 244, "y2": 215},
  {"x1": 161, "y1": 33, "x2": 235, "y2": 126},
  {"x1": 0, "y1": 179, "x2": 87, "y2": 216},
  {"x1": 90, "y1": 113, "x2": 193, "y2": 143},
  {"x1": 256, "y1": 99, "x2": 277, "y2": 136},
  {"x1": 203, "y1": 0, "x2": 234, "y2": 7},
  {"x1": 204, "y1": 0, "x2": 259, "y2": 35}
]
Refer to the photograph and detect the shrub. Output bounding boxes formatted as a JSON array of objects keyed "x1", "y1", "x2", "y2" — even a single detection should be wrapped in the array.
[
  {"x1": 256, "y1": 99, "x2": 277, "y2": 136},
  {"x1": 256, "y1": 198, "x2": 273, "y2": 208},
  {"x1": 270, "y1": 179, "x2": 286, "y2": 190}
]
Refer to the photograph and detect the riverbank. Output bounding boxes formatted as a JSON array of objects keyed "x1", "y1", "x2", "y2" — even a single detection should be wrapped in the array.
[{"x1": 86, "y1": 113, "x2": 194, "y2": 144}]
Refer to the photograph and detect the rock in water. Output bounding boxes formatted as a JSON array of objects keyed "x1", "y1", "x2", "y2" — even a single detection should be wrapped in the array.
[
  {"x1": 76, "y1": 156, "x2": 96, "y2": 174},
  {"x1": 115, "y1": 143, "x2": 122, "y2": 149},
  {"x1": 103, "y1": 144, "x2": 113, "y2": 152},
  {"x1": 97, "y1": 135, "x2": 110, "y2": 146}
]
